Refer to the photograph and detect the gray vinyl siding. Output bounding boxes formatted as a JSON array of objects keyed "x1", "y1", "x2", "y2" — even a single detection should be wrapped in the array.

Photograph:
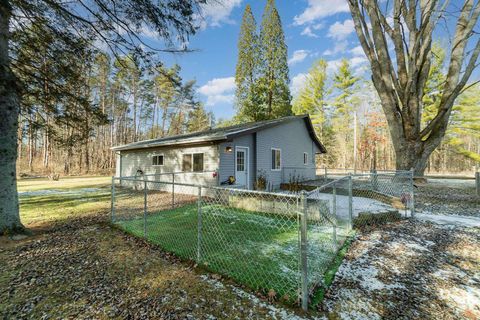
[
  {"x1": 115, "y1": 118, "x2": 321, "y2": 190},
  {"x1": 218, "y1": 134, "x2": 255, "y2": 189},
  {"x1": 256, "y1": 118, "x2": 319, "y2": 188},
  {"x1": 118, "y1": 144, "x2": 219, "y2": 186}
]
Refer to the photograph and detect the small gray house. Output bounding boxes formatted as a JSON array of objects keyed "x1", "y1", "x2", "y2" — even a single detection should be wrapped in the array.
[{"x1": 112, "y1": 115, "x2": 326, "y2": 189}]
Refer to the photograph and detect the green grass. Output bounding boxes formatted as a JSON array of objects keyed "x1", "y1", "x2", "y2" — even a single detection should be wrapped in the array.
[
  {"x1": 18, "y1": 176, "x2": 111, "y2": 226},
  {"x1": 309, "y1": 236, "x2": 354, "y2": 308},
  {"x1": 116, "y1": 203, "x2": 342, "y2": 303}
]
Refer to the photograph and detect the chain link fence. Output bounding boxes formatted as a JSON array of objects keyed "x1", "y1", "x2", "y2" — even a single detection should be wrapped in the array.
[
  {"x1": 111, "y1": 170, "x2": 414, "y2": 311},
  {"x1": 414, "y1": 176, "x2": 479, "y2": 217}
]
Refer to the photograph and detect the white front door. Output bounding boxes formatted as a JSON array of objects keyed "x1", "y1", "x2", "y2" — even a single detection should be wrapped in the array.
[{"x1": 235, "y1": 147, "x2": 248, "y2": 188}]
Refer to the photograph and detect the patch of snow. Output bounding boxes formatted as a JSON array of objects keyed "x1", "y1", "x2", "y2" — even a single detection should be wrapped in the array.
[
  {"x1": 426, "y1": 178, "x2": 475, "y2": 188},
  {"x1": 199, "y1": 274, "x2": 326, "y2": 320},
  {"x1": 416, "y1": 213, "x2": 480, "y2": 228},
  {"x1": 438, "y1": 285, "x2": 480, "y2": 314},
  {"x1": 308, "y1": 192, "x2": 406, "y2": 218},
  {"x1": 19, "y1": 188, "x2": 103, "y2": 198}
]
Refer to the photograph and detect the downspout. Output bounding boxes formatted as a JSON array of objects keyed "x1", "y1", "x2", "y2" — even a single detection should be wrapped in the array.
[
  {"x1": 115, "y1": 151, "x2": 122, "y2": 185},
  {"x1": 253, "y1": 132, "x2": 257, "y2": 190}
]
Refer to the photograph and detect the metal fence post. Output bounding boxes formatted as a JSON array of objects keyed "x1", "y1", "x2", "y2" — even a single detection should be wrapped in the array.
[
  {"x1": 476, "y1": 172, "x2": 480, "y2": 197},
  {"x1": 197, "y1": 186, "x2": 203, "y2": 263},
  {"x1": 111, "y1": 176, "x2": 116, "y2": 222},
  {"x1": 300, "y1": 191, "x2": 308, "y2": 312},
  {"x1": 143, "y1": 180, "x2": 147, "y2": 238},
  {"x1": 172, "y1": 172, "x2": 175, "y2": 209},
  {"x1": 371, "y1": 169, "x2": 378, "y2": 191},
  {"x1": 332, "y1": 184, "x2": 337, "y2": 251},
  {"x1": 410, "y1": 168, "x2": 415, "y2": 217},
  {"x1": 348, "y1": 174, "x2": 353, "y2": 231}
]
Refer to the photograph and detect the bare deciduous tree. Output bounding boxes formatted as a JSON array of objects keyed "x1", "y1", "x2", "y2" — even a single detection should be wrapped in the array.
[{"x1": 348, "y1": 0, "x2": 480, "y2": 175}]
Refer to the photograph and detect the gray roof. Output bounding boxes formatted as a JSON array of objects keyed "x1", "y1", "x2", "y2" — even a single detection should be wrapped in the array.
[{"x1": 112, "y1": 115, "x2": 327, "y2": 153}]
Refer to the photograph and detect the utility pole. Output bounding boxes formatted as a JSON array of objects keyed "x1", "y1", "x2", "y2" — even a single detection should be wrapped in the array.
[{"x1": 353, "y1": 111, "x2": 357, "y2": 174}]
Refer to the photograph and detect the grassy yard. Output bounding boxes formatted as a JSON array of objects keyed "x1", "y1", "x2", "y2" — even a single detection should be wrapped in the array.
[
  {"x1": 116, "y1": 200, "x2": 341, "y2": 303},
  {"x1": 2, "y1": 176, "x2": 312, "y2": 319},
  {"x1": 17, "y1": 176, "x2": 112, "y2": 227}
]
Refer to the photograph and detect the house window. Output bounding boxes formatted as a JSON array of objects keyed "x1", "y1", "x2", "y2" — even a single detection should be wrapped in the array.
[
  {"x1": 271, "y1": 148, "x2": 281, "y2": 171},
  {"x1": 183, "y1": 153, "x2": 204, "y2": 172},
  {"x1": 303, "y1": 152, "x2": 308, "y2": 165},
  {"x1": 152, "y1": 155, "x2": 164, "y2": 166},
  {"x1": 193, "y1": 153, "x2": 204, "y2": 172}
]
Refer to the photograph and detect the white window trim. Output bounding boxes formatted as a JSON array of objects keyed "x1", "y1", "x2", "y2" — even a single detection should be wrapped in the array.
[
  {"x1": 152, "y1": 154, "x2": 164, "y2": 166},
  {"x1": 183, "y1": 152, "x2": 205, "y2": 172},
  {"x1": 303, "y1": 152, "x2": 308, "y2": 166},
  {"x1": 271, "y1": 148, "x2": 282, "y2": 171}
]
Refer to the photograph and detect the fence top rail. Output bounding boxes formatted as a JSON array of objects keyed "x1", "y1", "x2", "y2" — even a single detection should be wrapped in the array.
[
  {"x1": 113, "y1": 176, "x2": 301, "y2": 199},
  {"x1": 306, "y1": 176, "x2": 350, "y2": 196},
  {"x1": 320, "y1": 168, "x2": 413, "y2": 174}
]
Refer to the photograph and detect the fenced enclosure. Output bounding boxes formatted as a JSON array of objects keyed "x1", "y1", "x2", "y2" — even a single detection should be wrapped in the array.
[{"x1": 111, "y1": 171, "x2": 414, "y2": 310}]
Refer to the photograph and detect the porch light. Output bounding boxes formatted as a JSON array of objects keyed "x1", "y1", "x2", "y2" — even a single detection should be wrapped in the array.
[{"x1": 225, "y1": 146, "x2": 233, "y2": 153}]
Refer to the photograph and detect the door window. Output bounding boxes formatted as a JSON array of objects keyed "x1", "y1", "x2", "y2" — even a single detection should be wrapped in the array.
[{"x1": 236, "y1": 150, "x2": 245, "y2": 172}]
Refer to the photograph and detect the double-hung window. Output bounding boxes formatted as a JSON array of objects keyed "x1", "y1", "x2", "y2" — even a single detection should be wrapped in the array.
[{"x1": 271, "y1": 148, "x2": 281, "y2": 171}]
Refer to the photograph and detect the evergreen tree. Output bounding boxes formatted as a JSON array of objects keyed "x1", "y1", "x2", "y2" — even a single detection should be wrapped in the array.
[
  {"x1": 258, "y1": 0, "x2": 291, "y2": 119},
  {"x1": 292, "y1": 59, "x2": 329, "y2": 135},
  {"x1": 154, "y1": 65, "x2": 181, "y2": 136},
  {"x1": 422, "y1": 43, "x2": 446, "y2": 126},
  {"x1": 447, "y1": 84, "x2": 480, "y2": 162},
  {"x1": 187, "y1": 104, "x2": 211, "y2": 132},
  {"x1": 235, "y1": 4, "x2": 261, "y2": 121},
  {"x1": 331, "y1": 59, "x2": 360, "y2": 168}
]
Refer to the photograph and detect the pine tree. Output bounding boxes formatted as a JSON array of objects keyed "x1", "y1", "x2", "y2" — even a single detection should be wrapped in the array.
[
  {"x1": 422, "y1": 43, "x2": 446, "y2": 126},
  {"x1": 187, "y1": 104, "x2": 211, "y2": 133},
  {"x1": 446, "y1": 84, "x2": 480, "y2": 162},
  {"x1": 292, "y1": 59, "x2": 329, "y2": 135},
  {"x1": 258, "y1": 0, "x2": 291, "y2": 119},
  {"x1": 235, "y1": 4, "x2": 261, "y2": 121},
  {"x1": 331, "y1": 59, "x2": 360, "y2": 168}
]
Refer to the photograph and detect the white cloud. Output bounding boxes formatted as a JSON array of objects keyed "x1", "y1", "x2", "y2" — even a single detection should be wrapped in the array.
[
  {"x1": 327, "y1": 19, "x2": 355, "y2": 40},
  {"x1": 323, "y1": 41, "x2": 348, "y2": 56},
  {"x1": 350, "y1": 56, "x2": 368, "y2": 68},
  {"x1": 300, "y1": 23, "x2": 324, "y2": 38},
  {"x1": 288, "y1": 50, "x2": 310, "y2": 65},
  {"x1": 198, "y1": 77, "x2": 236, "y2": 106},
  {"x1": 290, "y1": 73, "x2": 308, "y2": 97},
  {"x1": 326, "y1": 59, "x2": 343, "y2": 74},
  {"x1": 350, "y1": 45, "x2": 365, "y2": 56},
  {"x1": 294, "y1": 0, "x2": 349, "y2": 25},
  {"x1": 326, "y1": 57, "x2": 368, "y2": 75},
  {"x1": 204, "y1": 94, "x2": 235, "y2": 106},
  {"x1": 196, "y1": 0, "x2": 242, "y2": 29}
]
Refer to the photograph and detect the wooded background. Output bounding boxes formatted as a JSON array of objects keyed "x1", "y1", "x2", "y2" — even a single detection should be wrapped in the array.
[{"x1": 14, "y1": 1, "x2": 480, "y2": 177}]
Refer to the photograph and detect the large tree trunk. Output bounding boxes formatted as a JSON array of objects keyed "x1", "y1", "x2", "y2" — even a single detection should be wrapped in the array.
[
  {"x1": 348, "y1": 0, "x2": 480, "y2": 177},
  {"x1": 0, "y1": 0, "x2": 24, "y2": 234}
]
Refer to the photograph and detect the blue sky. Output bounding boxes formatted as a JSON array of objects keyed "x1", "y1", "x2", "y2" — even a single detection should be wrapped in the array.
[{"x1": 145, "y1": 0, "x2": 368, "y2": 121}]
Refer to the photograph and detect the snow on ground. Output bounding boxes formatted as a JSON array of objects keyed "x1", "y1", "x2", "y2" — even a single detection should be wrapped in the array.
[
  {"x1": 18, "y1": 188, "x2": 104, "y2": 198},
  {"x1": 308, "y1": 192, "x2": 406, "y2": 218},
  {"x1": 322, "y1": 220, "x2": 480, "y2": 319},
  {"x1": 416, "y1": 213, "x2": 480, "y2": 228},
  {"x1": 426, "y1": 178, "x2": 475, "y2": 188},
  {"x1": 199, "y1": 274, "x2": 326, "y2": 320}
]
